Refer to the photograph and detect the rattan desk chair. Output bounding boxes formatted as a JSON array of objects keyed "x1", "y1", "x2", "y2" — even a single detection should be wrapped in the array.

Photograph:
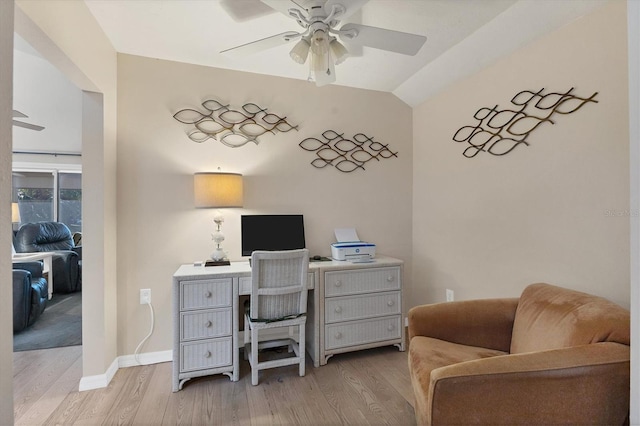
[{"x1": 243, "y1": 249, "x2": 309, "y2": 385}]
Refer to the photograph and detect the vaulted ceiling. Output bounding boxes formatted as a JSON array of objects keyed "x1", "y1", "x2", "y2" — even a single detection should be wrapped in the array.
[{"x1": 82, "y1": 0, "x2": 607, "y2": 106}]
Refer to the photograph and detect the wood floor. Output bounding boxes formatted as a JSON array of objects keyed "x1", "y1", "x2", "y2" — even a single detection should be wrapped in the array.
[{"x1": 13, "y1": 345, "x2": 416, "y2": 425}]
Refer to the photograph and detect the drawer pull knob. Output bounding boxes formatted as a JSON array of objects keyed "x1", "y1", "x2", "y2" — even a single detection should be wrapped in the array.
[
  {"x1": 204, "y1": 291, "x2": 212, "y2": 298},
  {"x1": 204, "y1": 351, "x2": 211, "y2": 358},
  {"x1": 387, "y1": 325, "x2": 395, "y2": 332},
  {"x1": 386, "y1": 276, "x2": 394, "y2": 282},
  {"x1": 334, "y1": 306, "x2": 342, "y2": 313},
  {"x1": 335, "y1": 332, "x2": 343, "y2": 339},
  {"x1": 205, "y1": 320, "x2": 212, "y2": 327},
  {"x1": 334, "y1": 280, "x2": 342, "y2": 287},
  {"x1": 387, "y1": 300, "x2": 394, "y2": 307}
]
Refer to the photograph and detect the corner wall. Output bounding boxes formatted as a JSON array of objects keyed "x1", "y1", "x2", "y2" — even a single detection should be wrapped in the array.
[
  {"x1": 412, "y1": 1, "x2": 629, "y2": 307},
  {"x1": 15, "y1": 0, "x2": 118, "y2": 379},
  {"x1": 116, "y1": 55, "x2": 414, "y2": 355}
]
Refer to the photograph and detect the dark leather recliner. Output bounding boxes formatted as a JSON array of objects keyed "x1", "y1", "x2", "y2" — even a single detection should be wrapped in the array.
[
  {"x1": 13, "y1": 261, "x2": 48, "y2": 332},
  {"x1": 14, "y1": 222, "x2": 81, "y2": 293}
]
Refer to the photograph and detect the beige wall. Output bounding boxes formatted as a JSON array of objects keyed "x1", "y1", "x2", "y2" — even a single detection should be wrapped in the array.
[
  {"x1": 628, "y1": 0, "x2": 640, "y2": 421},
  {"x1": 116, "y1": 54, "x2": 413, "y2": 354},
  {"x1": 15, "y1": 0, "x2": 118, "y2": 377},
  {"x1": 0, "y1": 1, "x2": 14, "y2": 422},
  {"x1": 412, "y1": 1, "x2": 629, "y2": 308}
]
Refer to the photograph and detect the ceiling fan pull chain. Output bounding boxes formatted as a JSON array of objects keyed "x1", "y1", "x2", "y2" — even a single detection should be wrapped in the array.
[{"x1": 326, "y1": 51, "x2": 331, "y2": 76}]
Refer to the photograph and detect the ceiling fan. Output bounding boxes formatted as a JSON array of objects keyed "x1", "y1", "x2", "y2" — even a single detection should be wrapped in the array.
[
  {"x1": 221, "y1": 0, "x2": 427, "y2": 87},
  {"x1": 12, "y1": 110, "x2": 44, "y2": 131}
]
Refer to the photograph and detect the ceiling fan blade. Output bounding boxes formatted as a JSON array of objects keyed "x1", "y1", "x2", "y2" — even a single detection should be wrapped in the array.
[
  {"x1": 325, "y1": 0, "x2": 368, "y2": 22},
  {"x1": 339, "y1": 23, "x2": 426, "y2": 56},
  {"x1": 221, "y1": 31, "x2": 301, "y2": 57},
  {"x1": 13, "y1": 109, "x2": 28, "y2": 118},
  {"x1": 13, "y1": 120, "x2": 45, "y2": 131},
  {"x1": 260, "y1": 0, "x2": 302, "y2": 17},
  {"x1": 220, "y1": 0, "x2": 275, "y2": 22}
]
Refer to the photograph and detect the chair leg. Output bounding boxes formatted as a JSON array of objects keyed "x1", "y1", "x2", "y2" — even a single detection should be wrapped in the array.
[
  {"x1": 288, "y1": 326, "x2": 294, "y2": 352},
  {"x1": 299, "y1": 323, "x2": 306, "y2": 377},
  {"x1": 243, "y1": 314, "x2": 249, "y2": 361},
  {"x1": 251, "y1": 327, "x2": 259, "y2": 386}
]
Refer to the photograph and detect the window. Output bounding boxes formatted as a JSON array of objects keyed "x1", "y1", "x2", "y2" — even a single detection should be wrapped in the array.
[
  {"x1": 12, "y1": 170, "x2": 82, "y2": 233},
  {"x1": 58, "y1": 173, "x2": 82, "y2": 233}
]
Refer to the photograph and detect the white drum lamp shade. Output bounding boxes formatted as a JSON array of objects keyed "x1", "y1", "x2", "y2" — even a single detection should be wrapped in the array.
[{"x1": 194, "y1": 172, "x2": 243, "y2": 208}]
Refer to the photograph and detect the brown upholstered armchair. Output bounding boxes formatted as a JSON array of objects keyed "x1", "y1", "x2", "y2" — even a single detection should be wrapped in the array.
[{"x1": 408, "y1": 283, "x2": 630, "y2": 425}]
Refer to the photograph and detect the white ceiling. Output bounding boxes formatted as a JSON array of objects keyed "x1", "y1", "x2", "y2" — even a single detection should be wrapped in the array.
[{"x1": 84, "y1": 0, "x2": 608, "y2": 106}]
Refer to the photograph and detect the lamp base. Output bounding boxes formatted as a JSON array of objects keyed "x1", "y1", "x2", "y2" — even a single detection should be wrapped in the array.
[{"x1": 205, "y1": 260, "x2": 231, "y2": 267}]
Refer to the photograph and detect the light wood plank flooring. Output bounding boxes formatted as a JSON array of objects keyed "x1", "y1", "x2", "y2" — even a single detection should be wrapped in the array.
[{"x1": 14, "y1": 345, "x2": 416, "y2": 425}]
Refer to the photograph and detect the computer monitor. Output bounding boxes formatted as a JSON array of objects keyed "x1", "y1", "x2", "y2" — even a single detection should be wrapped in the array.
[{"x1": 241, "y1": 214, "x2": 306, "y2": 257}]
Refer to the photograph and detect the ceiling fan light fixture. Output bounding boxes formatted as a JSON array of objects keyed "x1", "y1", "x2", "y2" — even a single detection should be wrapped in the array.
[
  {"x1": 329, "y1": 39, "x2": 349, "y2": 65},
  {"x1": 308, "y1": 48, "x2": 336, "y2": 87},
  {"x1": 290, "y1": 38, "x2": 310, "y2": 64},
  {"x1": 221, "y1": 0, "x2": 428, "y2": 89},
  {"x1": 310, "y1": 29, "x2": 329, "y2": 55}
]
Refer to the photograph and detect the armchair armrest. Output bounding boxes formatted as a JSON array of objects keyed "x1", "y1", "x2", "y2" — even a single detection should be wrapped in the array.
[
  {"x1": 13, "y1": 270, "x2": 31, "y2": 332},
  {"x1": 12, "y1": 261, "x2": 44, "y2": 279},
  {"x1": 428, "y1": 342, "x2": 630, "y2": 425},
  {"x1": 408, "y1": 298, "x2": 519, "y2": 352},
  {"x1": 51, "y1": 250, "x2": 80, "y2": 293}
]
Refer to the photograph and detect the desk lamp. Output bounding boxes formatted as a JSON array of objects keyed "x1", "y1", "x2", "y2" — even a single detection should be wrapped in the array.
[
  {"x1": 194, "y1": 172, "x2": 243, "y2": 265},
  {"x1": 11, "y1": 202, "x2": 21, "y2": 232}
]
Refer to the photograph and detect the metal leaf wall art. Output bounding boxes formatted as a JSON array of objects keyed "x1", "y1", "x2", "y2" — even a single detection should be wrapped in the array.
[
  {"x1": 453, "y1": 88, "x2": 598, "y2": 158},
  {"x1": 299, "y1": 130, "x2": 398, "y2": 173},
  {"x1": 173, "y1": 100, "x2": 298, "y2": 148}
]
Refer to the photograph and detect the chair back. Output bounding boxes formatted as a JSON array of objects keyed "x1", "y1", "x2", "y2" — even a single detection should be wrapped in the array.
[
  {"x1": 249, "y1": 249, "x2": 309, "y2": 322},
  {"x1": 15, "y1": 222, "x2": 74, "y2": 252},
  {"x1": 510, "y1": 283, "x2": 630, "y2": 354}
]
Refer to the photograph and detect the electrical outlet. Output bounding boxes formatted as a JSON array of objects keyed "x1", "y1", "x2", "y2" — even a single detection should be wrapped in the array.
[
  {"x1": 446, "y1": 289, "x2": 454, "y2": 302},
  {"x1": 140, "y1": 288, "x2": 151, "y2": 305}
]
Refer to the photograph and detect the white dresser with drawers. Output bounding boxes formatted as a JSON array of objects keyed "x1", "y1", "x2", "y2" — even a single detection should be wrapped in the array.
[
  {"x1": 319, "y1": 259, "x2": 404, "y2": 365},
  {"x1": 172, "y1": 256, "x2": 403, "y2": 390},
  {"x1": 172, "y1": 274, "x2": 239, "y2": 392}
]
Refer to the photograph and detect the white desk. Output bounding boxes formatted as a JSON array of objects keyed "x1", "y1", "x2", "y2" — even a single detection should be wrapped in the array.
[
  {"x1": 12, "y1": 252, "x2": 55, "y2": 300},
  {"x1": 172, "y1": 255, "x2": 404, "y2": 391}
]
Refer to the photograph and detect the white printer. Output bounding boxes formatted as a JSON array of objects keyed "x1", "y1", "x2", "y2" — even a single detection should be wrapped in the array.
[{"x1": 330, "y1": 228, "x2": 376, "y2": 262}]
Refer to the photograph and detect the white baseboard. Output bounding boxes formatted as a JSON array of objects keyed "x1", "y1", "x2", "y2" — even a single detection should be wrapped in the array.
[
  {"x1": 78, "y1": 357, "x2": 119, "y2": 391},
  {"x1": 78, "y1": 331, "x2": 301, "y2": 392},
  {"x1": 119, "y1": 350, "x2": 173, "y2": 368},
  {"x1": 78, "y1": 350, "x2": 173, "y2": 392}
]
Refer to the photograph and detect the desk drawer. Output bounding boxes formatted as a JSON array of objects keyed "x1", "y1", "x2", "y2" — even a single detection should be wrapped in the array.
[
  {"x1": 325, "y1": 315, "x2": 401, "y2": 350},
  {"x1": 180, "y1": 337, "x2": 233, "y2": 372},
  {"x1": 180, "y1": 308, "x2": 232, "y2": 341},
  {"x1": 325, "y1": 291, "x2": 401, "y2": 324},
  {"x1": 324, "y1": 267, "x2": 400, "y2": 297},
  {"x1": 180, "y1": 278, "x2": 232, "y2": 311}
]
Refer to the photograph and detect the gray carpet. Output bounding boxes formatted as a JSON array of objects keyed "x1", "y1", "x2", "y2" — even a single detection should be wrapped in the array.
[{"x1": 13, "y1": 291, "x2": 82, "y2": 352}]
